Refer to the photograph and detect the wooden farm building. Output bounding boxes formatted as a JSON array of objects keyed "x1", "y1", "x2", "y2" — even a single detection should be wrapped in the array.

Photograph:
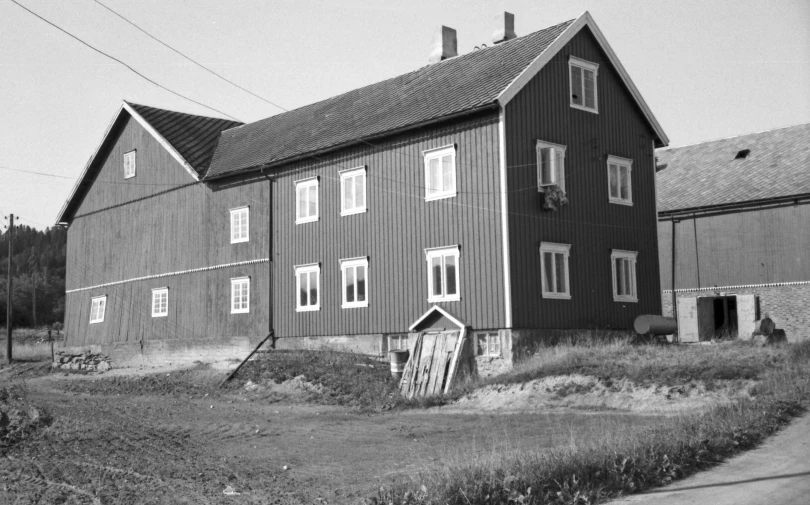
[
  {"x1": 57, "y1": 12, "x2": 669, "y2": 368},
  {"x1": 657, "y1": 123, "x2": 810, "y2": 343}
]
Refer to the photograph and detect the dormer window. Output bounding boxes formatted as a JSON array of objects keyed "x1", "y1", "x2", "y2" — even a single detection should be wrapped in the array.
[
  {"x1": 124, "y1": 150, "x2": 136, "y2": 179},
  {"x1": 569, "y1": 57, "x2": 599, "y2": 113}
]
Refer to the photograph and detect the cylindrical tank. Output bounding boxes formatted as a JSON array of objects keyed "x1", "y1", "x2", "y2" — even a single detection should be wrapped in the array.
[
  {"x1": 389, "y1": 350, "x2": 410, "y2": 381},
  {"x1": 634, "y1": 315, "x2": 678, "y2": 335}
]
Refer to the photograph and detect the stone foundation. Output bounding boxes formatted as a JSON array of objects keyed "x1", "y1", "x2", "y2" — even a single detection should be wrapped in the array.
[
  {"x1": 52, "y1": 351, "x2": 113, "y2": 372},
  {"x1": 662, "y1": 284, "x2": 810, "y2": 343}
]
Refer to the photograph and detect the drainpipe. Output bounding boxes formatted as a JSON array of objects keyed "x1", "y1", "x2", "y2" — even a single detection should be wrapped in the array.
[
  {"x1": 693, "y1": 213, "x2": 701, "y2": 289},
  {"x1": 671, "y1": 218, "x2": 678, "y2": 343},
  {"x1": 261, "y1": 168, "x2": 275, "y2": 348}
]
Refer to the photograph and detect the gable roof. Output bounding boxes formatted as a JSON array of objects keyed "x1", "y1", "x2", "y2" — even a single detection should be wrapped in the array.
[
  {"x1": 656, "y1": 123, "x2": 810, "y2": 214},
  {"x1": 56, "y1": 102, "x2": 241, "y2": 225},
  {"x1": 206, "y1": 11, "x2": 668, "y2": 180}
]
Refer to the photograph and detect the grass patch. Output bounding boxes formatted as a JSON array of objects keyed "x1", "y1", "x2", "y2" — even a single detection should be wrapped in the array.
[
  {"x1": 377, "y1": 339, "x2": 810, "y2": 504},
  {"x1": 229, "y1": 350, "x2": 408, "y2": 411}
]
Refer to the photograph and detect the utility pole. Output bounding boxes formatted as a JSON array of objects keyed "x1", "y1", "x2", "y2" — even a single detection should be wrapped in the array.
[{"x1": 5, "y1": 214, "x2": 13, "y2": 364}]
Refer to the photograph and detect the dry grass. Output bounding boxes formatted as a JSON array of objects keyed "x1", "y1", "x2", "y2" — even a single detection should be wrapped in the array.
[{"x1": 377, "y1": 340, "x2": 810, "y2": 504}]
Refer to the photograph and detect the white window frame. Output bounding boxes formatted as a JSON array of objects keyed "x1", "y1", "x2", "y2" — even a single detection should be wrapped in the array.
[
  {"x1": 611, "y1": 250, "x2": 638, "y2": 303},
  {"x1": 295, "y1": 263, "x2": 321, "y2": 312},
  {"x1": 475, "y1": 331, "x2": 501, "y2": 357},
  {"x1": 295, "y1": 177, "x2": 319, "y2": 224},
  {"x1": 423, "y1": 145, "x2": 457, "y2": 201},
  {"x1": 340, "y1": 257, "x2": 369, "y2": 309},
  {"x1": 151, "y1": 287, "x2": 169, "y2": 318},
  {"x1": 230, "y1": 277, "x2": 250, "y2": 314},
  {"x1": 536, "y1": 140, "x2": 567, "y2": 192},
  {"x1": 425, "y1": 245, "x2": 461, "y2": 302},
  {"x1": 607, "y1": 155, "x2": 633, "y2": 206},
  {"x1": 569, "y1": 56, "x2": 599, "y2": 114},
  {"x1": 89, "y1": 295, "x2": 107, "y2": 324},
  {"x1": 124, "y1": 150, "x2": 136, "y2": 179},
  {"x1": 539, "y1": 242, "x2": 571, "y2": 299},
  {"x1": 388, "y1": 334, "x2": 409, "y2": 351},
  {"x1": 229, "y1": 206, "x2": 250, "y2": 244},
  {"x1": 340, "y1": 166, "x2": 367, "y2": 216}
]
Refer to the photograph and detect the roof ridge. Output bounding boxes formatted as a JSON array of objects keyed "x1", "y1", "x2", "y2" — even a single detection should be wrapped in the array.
[
  {"x1": 125, "y1": 100, "x2": 242, "y2": 124},
  {"x1": 659, "y1": 122, "x2": 810, "y2": 151}
]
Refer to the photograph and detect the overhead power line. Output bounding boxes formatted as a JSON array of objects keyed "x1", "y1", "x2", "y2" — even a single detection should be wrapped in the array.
[
  {"x1": 92, "y1": 0, "x2": 287, "y2": 113},
  {"x1": 10, "y1": 0, "x2": 241, "y2": 122}
]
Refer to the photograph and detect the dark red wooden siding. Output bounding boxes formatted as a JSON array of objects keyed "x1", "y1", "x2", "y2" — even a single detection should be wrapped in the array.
[
  {"x1": 271, "y1": 111, "x2": 506, "y2": 338},
  {"x1": 658, "y1": 203, "x2": 810, "y2": 290},
  {"x1": 65, "y1": 116, "x2": 271, "y2": 346},
  {"x1": 505, "y1": 27, "x2": 662, "y2": 330}
]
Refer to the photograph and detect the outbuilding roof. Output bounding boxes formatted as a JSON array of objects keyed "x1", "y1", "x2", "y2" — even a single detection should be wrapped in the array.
[
  {"x1": 656, "y1": 123, "x2": 810, "y2": 213},
  {"x1": 206, "y1": 12, "x2": 668, "y2": 180}
]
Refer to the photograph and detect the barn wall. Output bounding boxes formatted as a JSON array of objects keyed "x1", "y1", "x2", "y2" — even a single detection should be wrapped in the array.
[
  {"x1": 271, "y1": 111, "x2": 506, "y2": 338},
  {"x1": 505, "y1": 27, "x2": 662, "y2": 330}
]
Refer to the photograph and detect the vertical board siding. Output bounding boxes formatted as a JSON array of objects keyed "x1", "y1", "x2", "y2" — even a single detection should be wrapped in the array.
[
  {"x1": 272, "y1": 112, "x2": 505, "y2": 337},
  {"x1": 505, "y1": 28, "x2": 661, "y2": 330},
  {"x1": 658, "y1": 203, "x2": 810, "y2": 290},
  {"x1": 65, "y1": 117, "x2": 271, "y2": 345}
]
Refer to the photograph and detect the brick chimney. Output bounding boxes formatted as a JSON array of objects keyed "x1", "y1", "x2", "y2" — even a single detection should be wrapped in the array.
[
  {"x1": 491, "y1": 12, "x2": 517, "y2": 44},
  {"x1": 428, "y1": 26, "x2": 458, "y2": 63}
]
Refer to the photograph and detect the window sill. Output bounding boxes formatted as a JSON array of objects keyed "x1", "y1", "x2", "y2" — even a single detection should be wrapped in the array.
[
  {"x1": 427, "y1": 295, "x2": 461, "y2": 303},
  {"x1": 89, "y1": 320, "x2": 104, "y2": 324},
  {"x1": 230, "y1": 237, "x2": 249, "y2": 244},
  {"x1": 542, "y1": 292, "x2": 571, "y2": 300},
  {"x1": 296, "y1": 306, "x2": 320, "y2": 312},
  {"x1": 340, "y1": 207, "x2": 367, "y2": 217},
  {"x1": 341, "y1": 302, "x2": 368, "y2": 309},
  {"x1": 231, "y1": 309, "x2": 250, "y2": 314},
  {"x1": 124, "y1": 174, "x2": 136, "y2": 180},
  {"x1": 613, "y1": 296, "x2": 638, "y2": 303},
  {"x1": 425, "y1": 192, "x2": 457, "y2": 202},
  {"x1": 608, "y1": 198, "x2": 633, "y2": 207},
  {"x1": 295, "y1": 217, "x2": 319, "y2": 225},
  {"x1": 152, "y1": 314, "x2": 168, "y2": 318},
  {"x1": 570, "y1": 103, "x2": 598, "y2": 114}
]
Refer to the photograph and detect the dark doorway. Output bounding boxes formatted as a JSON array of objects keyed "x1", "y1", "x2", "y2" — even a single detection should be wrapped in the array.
[{"x1": 713, "y1": 296, "x2": 738, "y2": 338}]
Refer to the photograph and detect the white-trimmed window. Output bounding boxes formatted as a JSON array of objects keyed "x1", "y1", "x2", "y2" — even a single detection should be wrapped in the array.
[
  {"x1": 424, "y1": 145, "x2": 457, "y2": 201},
  {"x1": 231, "y1": 277, "x2": 250, "y2": 314},
  {"x1": 475, "y1": 331, "x2": 501, "y2": 357},
  {"x1": 536, "y1": 140, "x2": 567, "y2": 191},
  {"x1": 151, "y1": 288, "x2": 168, "y2": 318},
  {"x1": 540, "y1": 242, "x2": 571, "y2": 299},
  {"x1": 607, "y1": 155, "x2": 633, "y2": 205},
  {"x1": 89, "y1": 296, "x2": 107, "y2": 324},
  {"x1": 611, "y1": 250, "x2": 638, "y2": 302},
  {"x1": 340, "y1": 167, "x2": 367, "y2": 216},
  {"x1": 340, "y1": 257, "x2": 368, "y2": 308},
  {"x1": 295, "y1": 263, "x2": 320, "y2": 311},
  {"x1": 230, "y1": 206, "x2": 249, "y2": 243},
  {"x1": 124, "y1": 150, "x2": 136, "y2": 179},
  {"x1": 425, "y1": 246, "x2": 460, "y2": 302},
  {"x1": 295, "y1": 177, "x2": 319, "y2": 224},
  {"x1": 389, "y1": 334, "x2": 408, "y2": 351},
  {"x1": 569, "y1": 56, "x2": 599, "y2": 113}
]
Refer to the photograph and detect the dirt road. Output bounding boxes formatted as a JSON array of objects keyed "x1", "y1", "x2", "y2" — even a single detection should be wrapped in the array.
[
  {"x1": 1, "y1": 363, "x2": 664, "y2": 504},
  {"x1": 606, "y1": 412, "x2": 810, "y2": 505}
]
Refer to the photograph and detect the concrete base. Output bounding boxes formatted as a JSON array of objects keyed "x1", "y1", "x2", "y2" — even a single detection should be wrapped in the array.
[
  {"x1": 57, "y1": 337, "x2": 256, "y2": 368},
  {"x1": 509, "y1": 328, "x2": 635, "y2": 363},
  {"x1": 275, "y1": 334, "x2": 386, "y2": 358}
]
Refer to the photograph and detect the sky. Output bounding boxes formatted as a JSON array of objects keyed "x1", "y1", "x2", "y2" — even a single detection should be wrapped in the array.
[{"x1": 1, "y1": 0, "x2": 808, "y2": 230}]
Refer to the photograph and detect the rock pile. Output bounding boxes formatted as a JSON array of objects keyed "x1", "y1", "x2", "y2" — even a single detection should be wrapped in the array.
[{"x1": 52, "y1": 351, "x2": 112, "y2": 372}]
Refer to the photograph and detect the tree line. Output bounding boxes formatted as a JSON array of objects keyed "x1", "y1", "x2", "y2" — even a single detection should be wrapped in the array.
[{"x1": 0, "y1": 225, "x2": 67, "y2": 328}]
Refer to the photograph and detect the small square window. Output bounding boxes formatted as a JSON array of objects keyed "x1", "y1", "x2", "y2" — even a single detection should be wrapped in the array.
[
  {"x1": 611, "y1": 250, "x2": 638, "y2": 302},
  {"x1": 151, "y1": 288, "x2": 168, "y2": 318},
  {"x1": 340, "y1": 257, "x2": 368, "y2": 308},
  {"x1": 124, "y1": 150, "x2": 136, "y2": 179},
  {"x1": 89, "y1": 296, "x2": 107, "y2": 324},
  {"x1": 389, "y1": 334, "x2": 409, "y2": 351},
  {"x1": 539, "y1": 242, "x2": 571, "y2": 299},
  {"x1": 569, "y1": 56, "x2": 599, "y2": 113},
  {"x1": 475, "y1": 332, "x2": 500, "y2": 357},
  {"x1": 607, "y1": 155, "x2": 633, "y2": 206},
  {"x1": 340, "y1": 167, "x2": 367, "y2": 216},
  {"x1": 424, "y1": 145, "x2": 457, "y2": 201},
  {"x1": 536, "y1": 140, "x2": 567, "y2": 191},
  {"x1": 425, "y1": 246, "x2": 460, "y2": 302},
  {"x1": 295, "y1": 178, "x2": 319, "y2": 224},
  {"x1": 230, "y1": 207, "x2": 249, "y2": 244},
  {"x1": 231, "y1": 277, "x2": 250, "y2": 314},
  {"x1": 295, "y1": 264, "x2": 320, "y2": 311}
]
